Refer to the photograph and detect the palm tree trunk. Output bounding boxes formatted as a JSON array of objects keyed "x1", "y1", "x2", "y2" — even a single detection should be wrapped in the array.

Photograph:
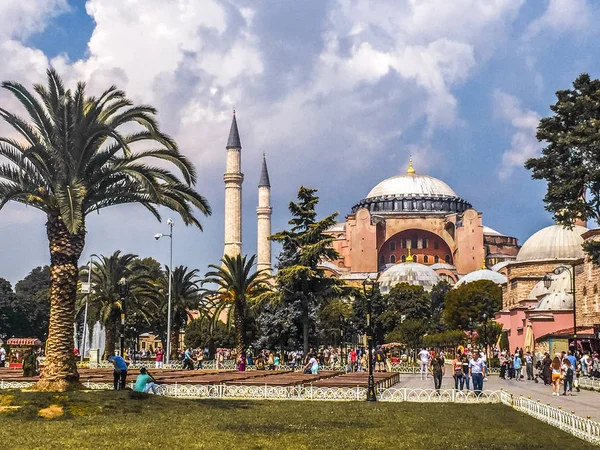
[
  {"x1": 302, "y1": 299, "x2": 309, "y2": 355},
  {"x1": 233, "y1": 304, "x2": 245, "y2": 357},
  {"x1": 104, "y1": 321, "x2": 117, "y2": 359},
  {"x1": 37, "y1": 213, "x2": 85, "y2": 391}
]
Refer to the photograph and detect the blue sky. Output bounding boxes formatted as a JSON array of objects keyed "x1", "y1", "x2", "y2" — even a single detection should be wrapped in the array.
[{"x1": 1, "y1": 0, "x2": 599, "y2": 284}]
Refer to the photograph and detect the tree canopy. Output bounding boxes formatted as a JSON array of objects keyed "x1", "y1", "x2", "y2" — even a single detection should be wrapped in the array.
[{"x1": 443, "y1": 280, "x2": 502, "y2": 330}]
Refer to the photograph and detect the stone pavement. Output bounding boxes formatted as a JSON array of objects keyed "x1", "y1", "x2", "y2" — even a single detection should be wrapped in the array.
[{"x1": 396, "y1": 373, "x2": 600, "y2": 421}]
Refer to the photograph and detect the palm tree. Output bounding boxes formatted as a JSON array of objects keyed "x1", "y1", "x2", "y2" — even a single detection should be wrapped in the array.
[
  {"x1": 77, "y1": 251, "x2": 156, "y2": 358},
  {"x1": 0, "y1": 69, "x2": 211, "y2": 390},
  {"x1": 153, "y1": 266, "x2": 202, "y2": 358},
  {"x1": 202, "y1": 254, "x2": 271, "y2": 355}
]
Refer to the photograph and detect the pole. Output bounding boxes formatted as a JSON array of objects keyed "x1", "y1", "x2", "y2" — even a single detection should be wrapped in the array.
[
  {"x1": 367, "y1": 289, "x2": 377, "y2": 402},
  {"x1": 81, "y1": 258, "x2": 92, "y2": 362},
  {"x1": 120, "y1": 281, "x2": 126, "y2": 357},
  {"x1": 166, "y1": 220, "x2": 173, "y2": 365},
  {"x1": 571, "y1": 264, "x2": 577, "y2": 353}
]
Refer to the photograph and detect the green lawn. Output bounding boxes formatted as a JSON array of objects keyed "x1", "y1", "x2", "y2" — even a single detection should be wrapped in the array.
[{"x1": 0, "y1": 390, "x2": 593, "y2": 450}]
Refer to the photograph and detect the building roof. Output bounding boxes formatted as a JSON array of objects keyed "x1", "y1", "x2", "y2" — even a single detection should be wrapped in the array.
[
  {"x1": 490, "y1": 261, "x2": 510, "y2": 272},
  {"x1": 259, "y1": 154, "x2": 270, "y2": 187},
  {"x1": 516, "y1": 224, "x2": 588, "y2": 262},
  {"x1": 533, "y1": 270, "x2": 573, "y2": 311},
  {"x1": 378, "y1": 262, "x2": 440, "y2": 294},
  {"x1": 226, "y1": 113, "x2": 241, "y2": 149},
  {"x1": 366, "y1": 160, "x2": 457, "y2": 199},
  {"x1": 483, "y1": 226, "x2": 505, "y2": 236},
  {"x1": 6, "y1": 337, "x2": 42, "y2": 346},
  {"x1": 430, "y1": 263, "x2": 456, "y2": 271},
  {"x1": 454, "y1": 269, "x2": 507, "y2": 287}
]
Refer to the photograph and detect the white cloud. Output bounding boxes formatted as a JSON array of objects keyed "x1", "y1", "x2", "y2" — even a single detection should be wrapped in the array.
[
  {"x1": 494, "y1": 90, "x2": 541, "y2": 180},
  {"x1": 524, "y1": 0, "x2": 591, "y2": 40}
]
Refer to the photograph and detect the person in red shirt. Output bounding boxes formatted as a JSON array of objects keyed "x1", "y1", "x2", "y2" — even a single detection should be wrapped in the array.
[
  {"x1": 349, "y1": 348, "x2": 357, "y2": 372},
  {"x1": 155, "y1": 347, "x2": 164, "y2": 369}
]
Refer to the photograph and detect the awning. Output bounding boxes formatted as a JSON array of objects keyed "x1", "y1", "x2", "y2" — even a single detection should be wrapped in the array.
[{"x1": 6, "y1": 338, "x2": 42, "y2": 346}]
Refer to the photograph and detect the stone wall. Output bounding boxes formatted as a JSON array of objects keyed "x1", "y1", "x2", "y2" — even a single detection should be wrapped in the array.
[{"x1": 575, "y1": 237, "x2": 600, "y2": 327}]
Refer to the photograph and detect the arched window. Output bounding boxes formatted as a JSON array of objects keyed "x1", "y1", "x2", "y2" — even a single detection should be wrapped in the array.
[
  {"x1": 423, "y1": 255, "x2": 429, "y2": 263},
  {"x1": 413, "y1": 255, "x2": 418, "y2": 263},
  {"x1": 422, "y1": 238, "x2": 428, "y2": 249},
  {"x1": 379, "y1": 255, "x2": 385, "y2": 266},
  {"x1": 445, "y1": 254, "x2": 451, "y2": 264},
  {"x1": 390, "y1": 241, "x2": 396, "y2": 251},
  {"x1": 434, "y1": 241, "x2": 439, "y2": 250},
  {"x1": 401, "y1": 239, "x2": 407, "y2": 249},
  {"x1": 435, "y1": 255, "x2": 439, "y2": 263},
  {"x1": 390, "y1": 255, "x2": 396, "y2": 264},
  {"x1": 411, "y1": 237, "x2": 418, "y2": 249},
  {"x1": 401, "y1": 255, "x2": 406, "y2": 263}
]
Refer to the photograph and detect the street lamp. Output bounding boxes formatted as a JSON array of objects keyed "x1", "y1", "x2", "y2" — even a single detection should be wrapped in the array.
[
  {"x1": 155, "y1": 218, "x2": 174, "y2": 364},
  {"x1": 362, "y1": 276, "x2": 377, "y2": 402},
  {"x1": 80, "y1": 254, "x2": 100, "y2": 362},
  {"x1": 482, "y1": 313, "x2": 487, "y2": 358},
  {"x1": 118, "y1": 277, "x2": 129, "y2": 357},
  {"x1": 544, "y1": 264, "x2": 577, "y2": 351}
]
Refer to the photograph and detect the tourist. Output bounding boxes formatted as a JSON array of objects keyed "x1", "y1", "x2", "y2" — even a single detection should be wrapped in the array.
[
  {"x1": 468, "y1": 350, "x2": 486, "y2": 395},
  {"x1": 499, "y1": 353, "x2": 507, "y2": 379},
  {"x1": 349, "y1": 348, "x2": 357, "y2": 372},
  {"x1": 183, "y1": 347, "x2": 194, "y2": 370},
  {"x1": 581, "y1": 352, "x2": 590, "y2": 377},
  {"x1": 22, "y1": 349, "x2": 37, "y2": 377},
  {"x1": 216, "y1": 350, "x2": 224, "y2": 370},
  {"x1": 134, "y1": 368, "x2": 157, "y2": 394},
  {"x1": 461, "y1": 354, "x2": 471, "y2": 390},
  {"x1": 0, "y1": 344, "x2": 6, "y2": 368},
  {"x1": 374, "y1": 346, "x2": 386, "y2": 372},
  {"x1": 237, "y1": 351, "x2": 247, "y2": 372},
  {"x1": 541, "y1": 353, "x2": 552, "y2": 385},
  {"x1": 430, "y1": 352, "x2": 445, "y2": 393},
  {"x1": 592, "y1": 353, "x2": 600, "y2": 378},
  {"x1": 562, "y1": 358, "x2": 574, "y2": 396},
  {"x1": 274, "y1": 353, "x2": 280, "y2": 370},
  {"x1": 452, "y1": 353, "x2": 465, "y2": 391},
  {"x1": 513, "y1": 353, "x2": 522, "y2": 381},
  {"x1": 525, "y1": 352, "x2": 534, "y2": 380},
  {"x1": 551, "y1": 355, "x2": 562, "y2": 396},
  {"x1": 304, "y1": 354, "x2": 319, "y2": 375},
  {"x1": 418, "y1": 347, "x2": 430, "y2": 380},
  {"x1": 109, "y1": 354, "x2": 129, "y2": 390},
  {"x1": 196, "y1": 350, "x2": 204, "y2": 369},
  {"x1": 507, "y1": 354, "x2": 515, "y2": 380},
  {"x1": 155, "y1": 347, "x2": 164, "y2": 369}
]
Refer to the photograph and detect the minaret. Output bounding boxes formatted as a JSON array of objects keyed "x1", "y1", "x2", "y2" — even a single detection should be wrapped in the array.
[
  {"x1": 257, "y1": 153, "x2": 272, "y2": 274},
  {"x1": 223, "y1": 111, "x2": 243, "y2": 258}
]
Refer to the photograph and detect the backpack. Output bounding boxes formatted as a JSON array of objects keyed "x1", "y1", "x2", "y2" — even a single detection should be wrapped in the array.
[
  {"x1": 376, "y1": 352, "x2": 383, "y2": 362},
  {"x1": 566, "y1": 367, "x2": 573, "y2": 378}
]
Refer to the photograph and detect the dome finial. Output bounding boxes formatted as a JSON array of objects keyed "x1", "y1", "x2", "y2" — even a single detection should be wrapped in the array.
[
  {"x1": 482, "y1": 259, "x2": 487, "y2": 270},
  {"x1": 407, "y1": 156, "x2": 415, "y2": 174},
  {"x1": 406, "y1": 247, "x2": 414, "y2": 263}
]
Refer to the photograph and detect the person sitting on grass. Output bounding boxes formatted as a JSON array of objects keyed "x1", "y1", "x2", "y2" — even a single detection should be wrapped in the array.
[{"x1": 134, "y1": 367, "x2": 157, "y2": 394}]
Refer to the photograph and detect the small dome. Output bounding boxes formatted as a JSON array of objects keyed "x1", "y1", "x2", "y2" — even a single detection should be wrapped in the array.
[
  {"x1": 430, "y1": 263, "x2": 456, "y2": 270},
  {"x1": 516, "y1": 224, "x2": 587, "y2": 262},
  {"x1": 490, "y1": 261, "x2": 510, "y2": 272},
  {"x1": 454, "y1": 269, "x2": 507, "y2": 287},
  {"x1": 533, "y1": 271, "x2": 573, "y2": 310},
  {"x1": 378, "y1": 262, "x2": 440, "y2": 294}
]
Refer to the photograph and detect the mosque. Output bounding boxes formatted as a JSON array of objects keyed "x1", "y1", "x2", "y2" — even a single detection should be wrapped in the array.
[{"x1": 220, "y1": 112, "x2": 600, "y2": 356}]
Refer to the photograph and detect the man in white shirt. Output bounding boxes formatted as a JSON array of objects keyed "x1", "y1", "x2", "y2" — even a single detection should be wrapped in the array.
[
  {"x1": 418, "y1": 348, "x2": 430, "y2": 380},
  {"x1": 0, "y1": 345, "x2": 6, "y2": 367},
  {"x1": 468, "y1": 351, "x2": 487, "y2": 395}
]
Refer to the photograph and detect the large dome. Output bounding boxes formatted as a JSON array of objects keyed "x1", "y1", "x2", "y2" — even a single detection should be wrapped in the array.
[
  {"x1": 367, "y1": 173, "x2": 457, "y2": 198},
  {"x1": 454, "y1": 269, "x2": 507, "y2": 287},
  {"x1": 352, "y1": 159, "x2": 471, "y2": 214},
  {"x1": 516, "y1": 224, "x2": 588, "y2": 262},
  {"x1": 378, "y1": 262, "x2": 440, "y2": 294}
]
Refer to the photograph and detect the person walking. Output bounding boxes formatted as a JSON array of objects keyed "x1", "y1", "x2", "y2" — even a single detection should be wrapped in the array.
[
  {"x1": 461, "y1": 354, "x2": 471, "y2": 390},
  {"x1": 562, "y1": 359, "x2": 574, "y2": 396},
  {"x1": 183, "y1": 347, "x2": 194, "y2": 370},
  {"x1": 513, "y1": 353, "x2": 523, "y2": 381},
  {"x1": 525, "y1": 352, "x2": 534, "y2": 380},
  {"x1": 452, "y1": 353, "x2": 465, "y2": 391},
  {"x1": 551, "y1": 355, "x2": 562, "y2": 396},
  {"x1": 0, "y1": 344, "x2": 6, "y2": 368},
  {"x1": 237, "y1": 351, "x2": 247, "y2": 372},
  {"x1": 542, "y1": 353, "x2": 552, "y2": 385},
  {"x1": 419, "y1": 348, "x2": 430, "y2": 380},
  {"x1": 468, "y1": 351, "x2": 486, "y2": 396},
  {"x1": 431, "y1": 353, "x2": 445, "y2": 393}
]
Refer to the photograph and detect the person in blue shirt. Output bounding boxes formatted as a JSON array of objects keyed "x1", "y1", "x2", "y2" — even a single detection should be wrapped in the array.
[
  {"x1": 513, "y1": 354, "x2": 523, "y2": 381},
  {"x1": 134, "y1": 368, "x2": 156, "y2": 394},
  {"x1": 109, "y1": 355, "x2": 129, "y2": 390}
]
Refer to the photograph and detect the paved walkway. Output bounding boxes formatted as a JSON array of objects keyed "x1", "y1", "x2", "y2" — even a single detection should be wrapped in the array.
[{"x1": 397, "y1": 374, "x2": 600, "y2": 421}]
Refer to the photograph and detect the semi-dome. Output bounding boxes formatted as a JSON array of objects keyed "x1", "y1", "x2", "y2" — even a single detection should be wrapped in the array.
[
  {"x1": 352, "y1": 159, "x2": 471, "y2": 214},
  {"x1": 532, "y1": 270, "x2": 573, "y2": 310},
  {"x1": 454, "y1": 269, "x2": 507, "y2": 287},
  {"x1": 378, "y1": 262, "x2": 440, "y2": 294},
  {"x1": 516, "y1": 224, "x2": 587, "y2": 262}
]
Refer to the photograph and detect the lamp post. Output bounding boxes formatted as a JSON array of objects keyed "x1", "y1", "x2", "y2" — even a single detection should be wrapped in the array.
[
  {"x1": 362, "y1": 276, "x2": 377, "y2": 402},
  {"x1": 482, "y1": 313, "x2": 487, "y2": 358},
  {"x1": 80, "y1": 254, "x2": 99, "y2": 362},
  {"x1": 118, "y1": 278, "x2": 129, "y2": 357},
  {"x1": 544, "y1": 264, "x2": 577, "y2": 352},
  {"x1": 468, "y1": 317, "x2": 476, "y2": 349},
  {"x1": 155, "y1": 218, "x2": 174, "y2": 364}
]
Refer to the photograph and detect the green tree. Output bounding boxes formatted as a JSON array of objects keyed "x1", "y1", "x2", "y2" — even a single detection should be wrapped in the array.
[
  {"x1": 353, "y1": 285, "x2": 387, "y2": 345},
  {"x1": 499, "y1": 330, "x2": 510, "y2": 352},
  {"x1": 380, "y1": 283, "x2": 431, "y2": 331},
  {"x1": 476, "y1": 320, "x2": 503, "y2": 351},
  {"x1": 270, "y1": 187, "x2": 344, "y2": 353},
  {"x1": 184, "y1": 319, "x2": 236, "y2": 356},
  {"x1": 385, "y1": 319, "x2": 426, "y2": 359},
  {"x1": 525, "y1": 73, "x2": 600, "y2": 261},
  {"x1": 0, "y1": 70, "x2": 210, "y2": 390},
  {"x1": 0, "y1": 278, "x2": 18, "y2": 339},
  {"x1": 443, "y1": 280, "x2": 502, "y2": 330},
  {"x1": 203, "y1": 254, "x2": 270, "y2": 355},
  {"x1": 430, "y1": 280, "x2": 451, "y2": 332}
]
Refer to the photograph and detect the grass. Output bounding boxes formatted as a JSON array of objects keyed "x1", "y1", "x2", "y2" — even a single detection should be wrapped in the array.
[{"x1": 0, "y1": 390, "x2": 594, "y2": 450}]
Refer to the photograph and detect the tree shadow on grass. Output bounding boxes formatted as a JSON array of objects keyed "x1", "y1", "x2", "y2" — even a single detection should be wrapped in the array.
[{"x1": 191, "y1": 399, "x2": 254, "y2": 410}]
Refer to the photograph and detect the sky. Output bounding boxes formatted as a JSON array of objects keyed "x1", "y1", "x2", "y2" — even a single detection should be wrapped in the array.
[{"x1": 1, "y1": 0, "x2": 599, "y2": 284}]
